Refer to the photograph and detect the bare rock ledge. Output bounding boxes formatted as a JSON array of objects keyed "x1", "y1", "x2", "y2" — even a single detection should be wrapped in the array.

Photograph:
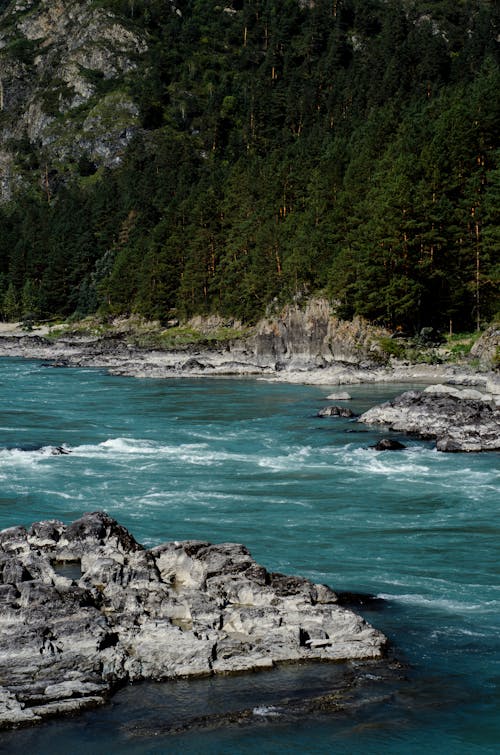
[
  {"x1": 0, "y1": 512, "x2": 386, "y2": 728},
  {"x1": 359, "y1": 385, "x2": 500, "y2": 451}
]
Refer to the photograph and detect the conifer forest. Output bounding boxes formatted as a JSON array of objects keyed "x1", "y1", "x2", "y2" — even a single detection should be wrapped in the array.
[{"x1": 0, "y1": 0, "x2": 498, "y2": 333}]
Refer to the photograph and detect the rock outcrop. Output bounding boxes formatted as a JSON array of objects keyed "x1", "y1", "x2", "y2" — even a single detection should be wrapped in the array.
[
  {"x1": 470, "y1": 325, "x2": 500, "y2": 371},
  {"x1": 0, "y1": 512, "x2": 387, "y2": 728},
  {"x1": 245, "y1": 300, "x2": 387, "y2": 369},
  {"x1": 0, "y1": 305, "x2": 391, "y2": 377},
  {"x1": 317, "y1": 405, "x2": 357, "y2": 418},
  {"x1": 371, "y1": 438, "x2": 406, "y2": 451},
  {"x1": 0, "y1": 0, "x2": 148, "y2": 198},
  {"x1": 359, "y1": 384, "x2": 500, "y2": 452}
]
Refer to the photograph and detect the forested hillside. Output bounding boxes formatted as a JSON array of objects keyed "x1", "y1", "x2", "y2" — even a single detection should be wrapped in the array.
[{"x1": 0, "y1": 0, "x2": 498, "y2": 333}]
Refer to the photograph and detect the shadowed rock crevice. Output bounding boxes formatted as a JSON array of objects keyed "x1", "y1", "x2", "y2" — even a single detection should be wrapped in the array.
[{"x1": 0, "y1": 512, "x2": 387, "y2": 728}]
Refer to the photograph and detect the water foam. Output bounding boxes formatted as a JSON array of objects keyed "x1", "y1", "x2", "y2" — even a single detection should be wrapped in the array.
[
  {"x1": 252, "y1": 706, "x2": 281, "y2": 717},
  {"x1": 0, "y1": 445, "x2": 68, "y2": 468},
  {"x1": 377, "y1": 592, "x2": 498, "y2": 614},
  {"x1": 70, "y1": 437, "x2": 263, "y2": 468}
]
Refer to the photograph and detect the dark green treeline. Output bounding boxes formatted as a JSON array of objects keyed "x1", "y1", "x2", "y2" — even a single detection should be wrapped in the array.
[{"x1": 1, "y1": 0, "x2": 499, "y2": 331}]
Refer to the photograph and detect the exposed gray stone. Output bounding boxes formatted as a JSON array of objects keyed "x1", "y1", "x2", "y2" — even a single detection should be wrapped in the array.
[
  {"x1": 359, "y1": 386, "x2": 500, "y2": 452},
  {"x1": 470, "y1": 325, "x2": 500, "y2": 370},
  {"x1": 0, "y1": 0, "x2": 148, "y2": 198},
  {"x1": 372, "y1": 438, "x2": 406, "y2": 451},
  {"x1": 317, "y1": 405, "x2": 356, "y2": 418},
  {"x1": 0, "y1": 512, "x2": 387, "y2": 729}
]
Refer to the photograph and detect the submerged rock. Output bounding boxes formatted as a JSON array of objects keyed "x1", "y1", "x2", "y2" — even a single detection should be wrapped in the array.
[
  {"x1": 371, "y1": 438, "x2": 406, "y2": 451},
  {"x1": 359, "y1": 385, "x2": 500, "y2": 452},
  {"x1": 0, "y1": 512, "x2": 387, "y2": 729},
  {"x1": 317, "y1": 405, "x2": 357, "y2": 418}
]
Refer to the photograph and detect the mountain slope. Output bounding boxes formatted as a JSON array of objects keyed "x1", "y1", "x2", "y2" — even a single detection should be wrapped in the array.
[{"x1": 0, "y1": 0, "x2": 498, "y2": 332}]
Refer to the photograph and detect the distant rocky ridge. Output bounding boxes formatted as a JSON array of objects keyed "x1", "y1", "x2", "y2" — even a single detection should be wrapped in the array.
[
  {"x1": 0, "y1": 511, "x2": 387, "y2": 728},
  {"x1": 359, "y1": 385, "x2": 500, "y2": 452}
]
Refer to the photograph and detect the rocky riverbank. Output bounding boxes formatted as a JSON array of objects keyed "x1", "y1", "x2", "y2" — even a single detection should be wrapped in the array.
[
  {"x1": 359, "y1": 384, "x2": 500, "y2": 452},
  {"x1": 0, "y1": 315, "x2": 498, "y2": 396},
  {"x1": 0, "y1": 304, "x2": 388, "y2": 379},
  {"x1": 0, "y1": 512, "x2": 387, "y2": 729}
]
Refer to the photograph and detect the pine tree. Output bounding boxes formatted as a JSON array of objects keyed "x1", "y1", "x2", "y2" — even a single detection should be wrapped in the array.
[{"x1": 3, "y1": 283, "x2": 19, "y2": 322}]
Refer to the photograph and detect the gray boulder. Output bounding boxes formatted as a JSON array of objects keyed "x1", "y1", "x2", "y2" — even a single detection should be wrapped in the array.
[
  {"x1": 372, "y1": 438, "x2": 406, "y2": 451},
  {"x1": 317, "y1": 405, "x2": 356, "y2": 418}
]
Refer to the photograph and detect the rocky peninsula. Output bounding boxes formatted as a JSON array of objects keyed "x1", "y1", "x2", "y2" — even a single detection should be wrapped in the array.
[
  {"x1": 0, "y1": 512, "x2": 387, "y2": 729},
  {"x1": 359, "y1": 385, "x2": 500, "y2": 452}
]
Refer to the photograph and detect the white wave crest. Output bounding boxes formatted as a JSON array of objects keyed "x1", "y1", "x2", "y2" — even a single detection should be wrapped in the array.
[
  {"x1": 0, "y1": 444, "x2": 71, "y2": 467},
  {"x1": 377, "y1": 592, "x2": 498, "y2": 614},
  {"x1": 252, "y1": 706, "x2": 281, "y2": 717},
  {"x1": 71, "y1": 437, "x2": 260, "y2": 468}
]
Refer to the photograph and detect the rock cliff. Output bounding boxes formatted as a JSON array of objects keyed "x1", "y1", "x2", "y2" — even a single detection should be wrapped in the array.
[
  {"x1": 0, "y1": 511, "x2": 387, "y2": 728},
  {"x1": 238, "y1": 300, "x2": 387, "y2": 369},
  {"x1": 470, "y1": 325, "x2": 500, "y2": 371}
]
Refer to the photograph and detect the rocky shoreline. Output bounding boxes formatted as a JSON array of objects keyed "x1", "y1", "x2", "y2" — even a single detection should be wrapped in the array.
[
  {"x1": 0, "y1": 512, "x2": 387, "y2": 729},
  {"x1": 0, "y1": 315, "x2": 498, "y2": 454},
  {"x1": 0, "y1": 325, "x2": 498, "y2": 394},
  {"x1": 359, "y1": 385, "x2": 500, "y2": 452}
]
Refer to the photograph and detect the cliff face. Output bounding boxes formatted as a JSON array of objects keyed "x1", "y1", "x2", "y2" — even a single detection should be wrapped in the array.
[
  {"x1": 470, "y1": 325, "x2": 500, "y2": 370},
  {"x1": 247, "y1": 300, "x2": 387, "y2": 368},
  {"x1": 187, "y1": 300, "x2": 387, "y2": 368},
  {"x1": 0, "y1": 0, "x2": 149, "y2": 199}
]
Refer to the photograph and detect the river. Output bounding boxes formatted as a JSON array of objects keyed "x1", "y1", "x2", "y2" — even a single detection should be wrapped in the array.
[{"x1": 0, "y1": 358, "x2": 498, "y2": 753}]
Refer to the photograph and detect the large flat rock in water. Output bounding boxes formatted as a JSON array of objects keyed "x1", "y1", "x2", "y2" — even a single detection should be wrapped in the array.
[
  {"x1": 0, "y1": 512, "x2": 386, "y2": 728},
  {"x1": 359, "y1": 385, "x2": 500, "y2": 451}
]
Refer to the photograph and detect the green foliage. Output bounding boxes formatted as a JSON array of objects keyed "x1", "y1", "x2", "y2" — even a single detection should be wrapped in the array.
[
  {"x1": 128, "y1": 324, "x2": 249, "y2": 351},
  {"x1": 0, "y1": 0, "x2": 499, "y2": 330},
  {"x1": 444, "y1": 331, "x2": 482, "y2": 361},
  {"x1": 2, "y1": 282, "x2": 19, "y2": 322},
  {"x1": 5, "y1": 35, "x2": 38, "y2": 64},
  {"x1": 21, "y1": 278, "x2": 40, "y2": 319},
  {"x1": 377, "y1": 337, "x2": 406, "y2": 360}
]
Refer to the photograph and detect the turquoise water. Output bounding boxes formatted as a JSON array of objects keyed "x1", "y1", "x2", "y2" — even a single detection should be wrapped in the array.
[{"x1": 0, "y1": 358, "x2": 498, "y2": 754}]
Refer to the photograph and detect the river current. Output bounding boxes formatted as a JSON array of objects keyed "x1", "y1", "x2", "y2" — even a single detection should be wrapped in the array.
[{"x1": 0, "y1": 357, "x2": 498, "y2": 754}]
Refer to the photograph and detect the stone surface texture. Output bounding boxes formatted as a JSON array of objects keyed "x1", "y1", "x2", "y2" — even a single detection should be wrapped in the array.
[
  {"x1": 0, "y1": 309, "x2": 499, "y2": 396},
  {"x1": 359, "y1": 385, "x2": 500, "y2": 452},
  {"x1": 246, "y1": 300, "x2": 387, "y2": 369},
  {"x1": 317, "y1": 405, "x2": 356, "y2": 418},
  {"x1": 470, "y1": 325, "x2": 500, "y2": 370},
  {"x1": 0, "y1": 512, "x2": 386, "y2": 728}
]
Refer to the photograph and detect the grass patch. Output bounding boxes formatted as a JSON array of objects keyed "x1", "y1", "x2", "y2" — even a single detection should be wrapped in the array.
[
  {"x1": 43, "y1": 316, "x2": 250, "y2": 349},
  {"x1": 129, "y1": 325, "x2": 250, "y2": 350},
  {"x1": 442, "y1": 331, "x2": 481, "y2": 362}
]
